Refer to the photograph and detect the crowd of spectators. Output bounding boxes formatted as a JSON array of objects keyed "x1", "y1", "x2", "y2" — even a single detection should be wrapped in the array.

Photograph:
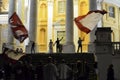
[{"x1": 0, "y1": 56, "x2": 90, "y2": 80}]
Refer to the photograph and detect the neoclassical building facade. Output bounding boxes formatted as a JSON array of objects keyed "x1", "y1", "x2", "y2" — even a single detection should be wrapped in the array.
[{"x1": 0, "y1": 0, "x2": 120, "y2": 53}]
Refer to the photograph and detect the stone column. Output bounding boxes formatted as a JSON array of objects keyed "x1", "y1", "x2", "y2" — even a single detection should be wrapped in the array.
[
  {"x1": 26, "y1": 0, "x2": 37, "y2": 53},
  {"x1": 0, "y1": 0, "x2": 2, "y2": 12},
  {"x1": 7, "y1": 0, "x2": 16, "y2": 48},
  {"x1": 74, "y1": 0, "x2": 78, "y2": 52},
  {"x1": 28, "y1": 0, "x2": 37, "y2": 42},
  {"x1": 63, "y1": 0, "x2": 75, "y2": 53},
  {"x1": 47, "y1": 0, "x2": 53, "y2": 52}
]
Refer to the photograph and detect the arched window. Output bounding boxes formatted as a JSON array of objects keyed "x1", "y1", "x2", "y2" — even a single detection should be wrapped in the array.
[
  {"x1": 109, "y1": 6, "x2": 115, "y2": 18},
  {"x1": 40, "y1": 3, "x2": 47, "y2": 19},
  {"x1": 58, "y1": 0, "x2": 66, "y2": 14},
  {"x1": 40, "y1": 28, "x2": 46, "y2": 44},
  {"x1": 80, "y1": 1, "x2": 87, "y2": 15}
]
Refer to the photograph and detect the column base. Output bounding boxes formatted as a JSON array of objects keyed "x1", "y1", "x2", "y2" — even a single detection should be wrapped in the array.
[{"x1": 62, "y1": 43, "x2": 75, "y2": 53}]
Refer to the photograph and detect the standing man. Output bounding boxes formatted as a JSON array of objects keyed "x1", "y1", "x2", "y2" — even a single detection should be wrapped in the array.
[
  {"x1": 54, "y1": 37, "x2": 63, "y2": 53},
  {"x1": 77, "y1": 37, "x2": 83, "y2": 53},
  {"x1": 107, "y1": 64, "x2": 114, "y2": 80},
  {"x1": 43, "y1": 56, "x2": 59, "y2": 80},
  {"x1": 49, "y1": 39, "x2": 53, "y2": 53},
  {"x1": 2, "y1": 43, "x2": 6, "y2": 53},
  {"x1": 31, "y1": 41, "x2": 35, "y2": 54},
  {"x1": 58, "y1": 59, "x2": 72, "y2": 80}
]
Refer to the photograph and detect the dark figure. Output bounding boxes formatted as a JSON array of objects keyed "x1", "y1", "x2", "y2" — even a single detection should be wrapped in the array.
[
  {"x1": 0, "y1": 66, "x2": 5, "y2": 80},
  {"x1": 35, "y1": 61, "x2": 44, "y2": 80},
  {"x1": 16, "y1": 48, "x2": 20, "y2": 53},
  {"x1": 77, "y1": 37, "x2": 83, "y2": 53},
  {"x1": 54, "y1": 37, "x2": 63, "y2": 53},
  {"x1": 23, "y1": 61, "x2": 35, "y2": 80},
  {"x1": 49, "y1": 39, "x2": 53, "y2": 53},
  {"x1": 26, "y1": 63, "x2": 35, "y2": 80},
  {"x1": 59, "y1": 44, "x2": 63, "y2": 53},
  {"x1": 107, "y1": 64, "x2": 114, "y2": 80},
  {"x1": 13, "y1": 61, "x2": 25, "y2": 80},
  {"x1": 31, "y1": 41, "x2": 35, "y2": 54},
  {"x1": 58, "y1": 59, "x2": 72, "y2": 80},
  {"x1": 2, "y1": 43, "x2": 6, "y2": 53},
  {"x1": 4, "y1": 63, "x2": 12, "y2": 80},
  {"x1": 19, "y1": 48, "x2": 23, "y2": 53},
  {"x1": 83, "y1": 61, "x2": 90, "y2": 80},
  {"x1": 74, "y1": 60, "x2": 83, "y2": 80},
  {"x1": 43, "y1": 56, "x2": 59, "y2": 80}
]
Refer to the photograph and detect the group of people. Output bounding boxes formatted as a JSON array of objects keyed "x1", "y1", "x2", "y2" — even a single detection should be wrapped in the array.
[
  {"x1": 49, "y1": 37, "x2": 63, "y2": 53},
  {"x1": 0, "y1": 56, "x2": 90, "y2": 80},
  {"x1": 49, "y1": 37, "x2": 83, "y2": 53},
  {"x1": 2, "y1": 37, "x2": 83, "y2": 54},
  {"x1": 15, "y1": 48, "x2": 23, "y2": 53},
  {"x1": 2, "y1": 43, "x2": 23, "y2": 54}
]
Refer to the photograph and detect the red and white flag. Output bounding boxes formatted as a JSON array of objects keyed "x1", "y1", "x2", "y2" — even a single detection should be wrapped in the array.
[
  {"x1": 9, "y1": 12, "x2": 28, "y2": 43},
  {"x1": 74, "y1": 10, "x2": 107, "y2": 34},
  {"x1": 2, "y1": 47, "x2": 25, "y2": 63}
]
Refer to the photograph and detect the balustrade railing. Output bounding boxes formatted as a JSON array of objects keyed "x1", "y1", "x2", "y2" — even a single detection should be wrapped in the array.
[{"x1": 112, "y1": 42, "x2": 120, "y2": 55}]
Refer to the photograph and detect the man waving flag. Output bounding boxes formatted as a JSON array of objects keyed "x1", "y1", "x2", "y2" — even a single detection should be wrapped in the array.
[
  {"x1": 9, "y1": 12, "x2": 28, "y2": 43},
  {"x1": 74, "y1": 10, "x2": 107, "y2": 34}
]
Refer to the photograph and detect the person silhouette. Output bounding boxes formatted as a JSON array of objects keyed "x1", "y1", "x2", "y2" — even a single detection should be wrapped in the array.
[
  {"x1": 77, "y1": 37, "x2": 83, "y2": 53},
  {"x1": 107, "y1": 64, "x2": 114, "y2": 80},
  {"x1": 54, "y1": 37, "x2": 63, "y2": 53},
  {"x1": 31, "y1": 41, "x2": 35, "y2": 54},
  {"x1": 2, "y1": 43, "x2": 6, "y2": 53},
  {"x1": 43, "y1": 56, "x2": 59, "y2": 80},
  {"x1": 49, "y1": 39, "x2": 53, "y2": 53}
]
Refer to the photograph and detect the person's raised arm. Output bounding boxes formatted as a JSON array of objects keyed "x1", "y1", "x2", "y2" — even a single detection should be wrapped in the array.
[
  {"x1": 60, "y1": 37, "x2": 63, "y2": 41},
  {"x1": 53, "y1": 41, "x2": 56, "y2": 46}
]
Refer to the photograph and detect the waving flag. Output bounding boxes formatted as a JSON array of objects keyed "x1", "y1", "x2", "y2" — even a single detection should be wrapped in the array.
[
  {"x1": 9, "y1": 12, "x2": 28, "y2": 43},
  {"x1": 74, "y1": 10, "x2": 107, "y2": 34},
  {"x1": 2, "y1": 47, "x2": 25, "y2": 63}
]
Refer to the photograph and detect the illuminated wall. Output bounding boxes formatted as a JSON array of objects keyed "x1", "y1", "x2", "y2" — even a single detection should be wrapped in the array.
[
  {"x1": 36, "y1": 0, "x2": 90, "y2": 52},
  {"x1": 102, "y1": 2, "x2": 120, "y2": 41}
]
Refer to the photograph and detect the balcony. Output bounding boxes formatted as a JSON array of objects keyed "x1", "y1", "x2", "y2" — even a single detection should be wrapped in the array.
[{"x1": 112, "y1": 42, "x2": 120, "y2": 55}]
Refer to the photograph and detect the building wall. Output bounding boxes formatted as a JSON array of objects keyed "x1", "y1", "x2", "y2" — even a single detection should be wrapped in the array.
[
  {"x1": 37, "y1": 0, "x2": 48, "y2": 52},
  {"x1": 36, "y1": 0, "x2": 90, "y2": 52},
  {"x1": 102, "y1": 2, "x2": 120, "y2": 42}
]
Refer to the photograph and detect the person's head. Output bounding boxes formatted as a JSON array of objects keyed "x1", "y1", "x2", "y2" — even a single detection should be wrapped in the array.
[
  {"x1": 50, "y1": 39, "x2": 52, "y2": 42},
  {"x1": 109, "y1": 64, "x2": 113, "y2": 68},
  {"x1": 76, "y1": 60, "x2": 82, "y2": 69},
  {"x1": 48, "y1": 56, "x2": 53, "y2": 63},
  {"x1": 38, "y1": 61, "x2": 43, "y2": 65},
  {"x1": 3, "y1": 43, "x2": 6, "y2": 45},
  {"x1": 61, "y1": 59, "x2": 65, "y2": 63},
  {"x1": 16, "y1": 48, "x2": 19, "y2": 50}
]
